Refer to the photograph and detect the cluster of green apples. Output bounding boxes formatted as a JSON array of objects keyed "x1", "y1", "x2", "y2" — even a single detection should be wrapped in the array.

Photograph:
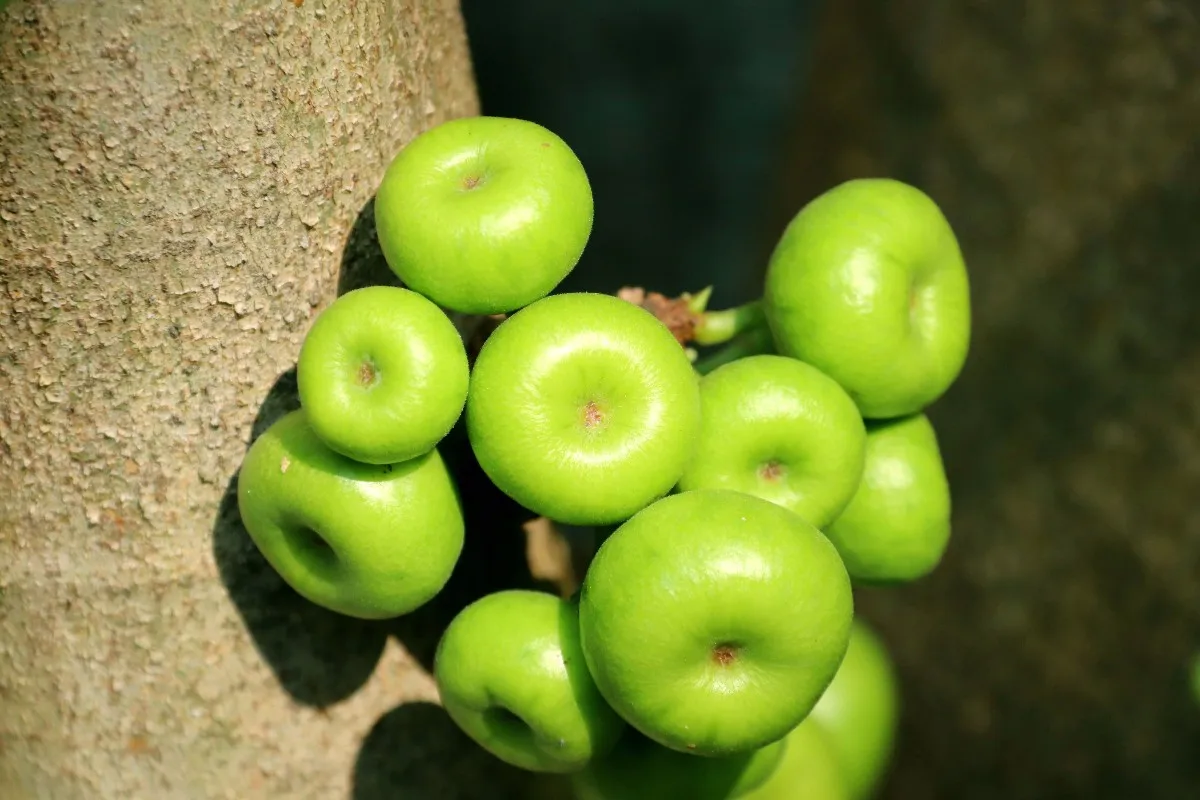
[
  {"x1": 566, "y1": 618, "x2": 901, "y2": 800},
  {"x1": 235, "y1": 114, "x2": 970, "y2": 798}
]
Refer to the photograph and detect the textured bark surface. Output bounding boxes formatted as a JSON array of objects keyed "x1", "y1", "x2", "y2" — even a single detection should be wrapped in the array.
[
  {"x1": 0, "y1": 2, "x2": 566, "y2": 798},
  {"x1": 771, "y1": 1, "x2": 1200, "y2": 797}
]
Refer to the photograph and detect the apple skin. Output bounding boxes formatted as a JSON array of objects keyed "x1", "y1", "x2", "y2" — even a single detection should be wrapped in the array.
[
  {"x1": 823, "y1": 413, "x2": 951, "y2": 583},
  {"x1": 763, "y1": 178, "x2": 970, "y2": 419},
  {"x1": 235, "y1": 409, "x2": 464, "y2": 619},
  {"x1": 373, "y1": 115, "x2": 593, "y2": 315},
  {"x1": 466, "y1": 292, "x2": 701, "y2": 526},
  {"x1": 579, "y1": 489, "x2": 854, "y2": 757},
  {"x1": 808, "y1": 618, "x2": 900, "y2": 800},
  {"x1": 739, "y1": 717, "x2": 849, "y2": 800},
  {"x1": 571, "y1": 727, "x2": 787, "y2": 800},
  {"x1": 433, "y1": 589, "x2": 625, "y2": 774},
  {"x1": 677, "y1": 354, "x2": 866, "y2": 529},
  {"x1": 296, "y1": 286, "x2": 469, "y2": 465}
]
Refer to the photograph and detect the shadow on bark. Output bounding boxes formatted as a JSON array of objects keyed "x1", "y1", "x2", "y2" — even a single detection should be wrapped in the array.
[
  {"x1": 337, "y1": 197, "x2": 403, "y2": 297},
  {"x1": 206, "y1": 200, "x2": 416, "y2": 709},
  {"x1": 211, "y1": 196, "x2": 559, "y2": 720},
  {"x1": 211, "y1": 367, "x2": 391, "y2": 708},
  {"x1": 337, "y1": 197, "x2": 572, "y2": 670},
  {"x1": 383, "y1": 414, "x2": 549, "y2": 672},
  {"x1": 352, "y1": 701, "x2": 571, "y2": 800}
]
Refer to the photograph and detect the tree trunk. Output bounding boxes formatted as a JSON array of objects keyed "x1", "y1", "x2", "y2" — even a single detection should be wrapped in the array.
[{"x1": 0, "y1": 2, "x2": 552, "y2": 798}]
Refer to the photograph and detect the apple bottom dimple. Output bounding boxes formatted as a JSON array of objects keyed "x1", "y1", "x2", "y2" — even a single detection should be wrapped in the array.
[
  {"x1": 470, "y1": 387, "x2": 685, "y2": 525},
  {"x1": 280, "y1": 520, "x2": 341, "y2": 581},
  {"x1": 265, "y1": 511, "x2": 454, "y2": 619},
  {"x1": 683, "y1": 457, "x2": 802, "y2": 514},
  {"x1": 615, "y1": 636, "x2": 813, "y2": 756},
  {"x1": 273, "y1": 519, "x2": 432, "y2": 616},
  {"x1": 482, "y1": 705, "x2": 526, "y2": 733},
  {"x1": 298, "y1": 297, "x2": 469, "y2": 465},
  {"x1": 711, "y1": 642, "x2": 742, "y2": 667},
  {"x1": 580, "y1": 399, "x2": 606, "y2": 429},
  {"x1": 681, "y1": 354, "x2": 868, "y2": 531},
  {"x1": 757, "y1": 460, "x2": 786, "y2": 483},
  {"x1": 732, "y1": 424, "x2": 862, "y2": 528},
  {"x1": 465, "y1": 292, "x2": 702, "y2": 526},
  {"x1": 373, "y1": 117, "x2": 595, "y2": 316},
  {"x1": 459, "y1": 170, "x2": 487, "y2": 191},
  {"x1": 745, "y1": 460, "x2": 803, "y2": 507},
  {"x1": 338, "y1": 329, "x2": 403, "y2": 396},
  {"x1": 236, "y1": 410, "x2": 465, "y2": 620},
  {"x1": 581, "y1": 595, "x2": 847, "y2": 757},
  {"x1": 697, "y1": 641, "x2": 756, "y2": 703},
  {"x1": 447, "y1": 692, "x2": 590, "y2": 773},
  {"x1": 684, "y1": 459, "x2": 804, "y2": 523},
  {"x1": 355, "y1": 356, "x2": 379, "y2": 388},
  {"x1": 433, "y1": 588, "x2": 625, "y2": 773},
  {"x1": 479, "y1": 705, "x2": 539, "y2": 757}
]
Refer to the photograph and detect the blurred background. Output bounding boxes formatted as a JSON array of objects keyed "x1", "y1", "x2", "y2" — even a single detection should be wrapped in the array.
[
  {"x1": 461, "y1": 0, "x2": 823, "y2": 306},
  {"x1": 461, "y1": 0, "x2": 1200, "y2": 797}
]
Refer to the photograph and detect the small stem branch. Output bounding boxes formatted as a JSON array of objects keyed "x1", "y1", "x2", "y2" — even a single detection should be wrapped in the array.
[
  {"x1": 693, "y1": 300, "x2": 766, "y2": 346},
  {"x1": 692, "y1": 324, "x2": 776, "y2": 375},
  {"x1": 452, "y1": 289, "x2": 767, "y2": 363}
]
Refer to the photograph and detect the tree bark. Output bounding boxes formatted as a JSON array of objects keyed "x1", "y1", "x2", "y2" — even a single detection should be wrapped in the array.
[{"x1": 0, "y1": 2, "x2": 554, "y2": 798}]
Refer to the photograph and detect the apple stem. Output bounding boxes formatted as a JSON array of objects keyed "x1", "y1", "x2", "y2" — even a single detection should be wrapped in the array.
[
  {"x1": 448, "y1": 290, "x2": 767, "y2": 363},
  {"x1": 692, "y1": 325, "x2": 776, "y2": 375},
  {"x1": 693, "y1": 300, "x2": 767, "y2": 347}
]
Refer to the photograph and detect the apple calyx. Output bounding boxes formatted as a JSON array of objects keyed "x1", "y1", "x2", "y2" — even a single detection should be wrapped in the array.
[
  {"x1": 712, "y1": 642, "x2": 741, "y2": 667},
  {"x1": 581, "y1": 400, "x2": 606, "y2": 430},
  {"x1": 356, "y1": 359, "x2": 378, "y2": 387},
  {"x1": 758, "y1": 460, "x2": 786, "y2": 482}
]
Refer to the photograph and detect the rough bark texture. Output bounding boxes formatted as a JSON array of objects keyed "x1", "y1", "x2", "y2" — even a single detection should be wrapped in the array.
[
  {"x1": 0, "y1": 2, "x2": 564, "y2": 798},
  {"x1": 770, "y1": 1, "x2": 1200, "y2": 797}
]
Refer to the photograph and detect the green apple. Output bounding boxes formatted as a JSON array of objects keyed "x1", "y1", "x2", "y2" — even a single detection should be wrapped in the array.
[
  {"x1": 579, "y1": 489, "x2": 854, "y2": 756},
  {"x1": 296, "y1": 285, "x2": 469, "y2": 465},
  {"x1": 571, "y1": 727, "x2": 787, "y2": 800},
  {"x1": 433, "y1": 589, "x2": 624, "y2": 773},
  {"x1": 763, "y1": 178, "x2": 970, "y2": 419},
  {"x1": 823, "y1": 413, "x2": 951, "y2": 583},
  {"x1": 739, "y1": 717, "x2": 849, "y2": 800},
  {"x1": 374, "y1": 115, "x2": 593, "y2": 315},
  {"x1": 236, "y1": 409, "x2": 463, "y2": 619},
  {"x1": 466, "y1": 292, "x2": 701, "y2": 526},
  {"x1": 677, "y1": 354, "x2": 866, "y2": 529},
  {"x1": 808, "y1": 618, "x2": 900, "y2": 800}
]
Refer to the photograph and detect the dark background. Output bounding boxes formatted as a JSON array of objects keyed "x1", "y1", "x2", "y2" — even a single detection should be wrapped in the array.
[
  {"x1": 460, "y1": 1, "x2": 1200, "y2": 797},
  {"x1": 461, "y1": 0, "x2": 823, "y2": 307}
]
